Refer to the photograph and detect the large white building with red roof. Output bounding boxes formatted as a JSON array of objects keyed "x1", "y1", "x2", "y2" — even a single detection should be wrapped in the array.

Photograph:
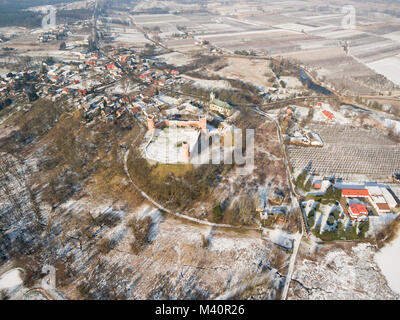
[{"x1": 341, "y1": 184, "x2": 398, "y2": 216}]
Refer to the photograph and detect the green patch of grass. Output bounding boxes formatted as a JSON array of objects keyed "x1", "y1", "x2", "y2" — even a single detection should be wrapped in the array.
[{"x1": 152, "y1": 163, "x2": 193, "y2": 182}]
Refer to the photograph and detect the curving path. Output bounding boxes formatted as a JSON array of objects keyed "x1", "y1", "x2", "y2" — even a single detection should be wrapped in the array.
[{"x1": 123, "y1": 147, "x2": 260, "y2": 231}]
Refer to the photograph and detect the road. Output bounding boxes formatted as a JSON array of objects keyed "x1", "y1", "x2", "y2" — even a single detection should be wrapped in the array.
[
  {"x1": 281, "y1": 231, "x2": 303, "y2": 300},
  {"x1": 252, "y1": 106, "x2": 306, "y2": 300}
]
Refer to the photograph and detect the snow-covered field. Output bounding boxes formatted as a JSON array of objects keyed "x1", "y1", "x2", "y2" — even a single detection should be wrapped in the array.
[
  {"x1": 367, "y1": 56, "x2": 400, "y2": 86},
  {"x1": 183, "y1": 76, "x2": 233, "y2": 91},
  {"x1": 262, "y1": 229, "x2": 297, "y2": 249},
  {"x1": 156, "y1": 52, "x2": 193, "y2": 67},
  {"x1": 382, "y1": 31, "x2": 400, "y2": 43},
  {"x1": 0, "y1": 269, "x2": 23, "y2": 291},
  {"x1": 111, "y1": 27, "x2": 150, "y2": 44},
  {"x1": 312, "y1": 103, "x2": 351, "y2": 125},
  {"x1": 290, "y1": 242, "x2": 399, "y2": 300},
  {"x1": 375, "y1": 231, "x2": 400, "y2": 295},
  {"x1": 280, "y1": 76, "x2": 303, "y2": 89},
  {"x1": 275, "y1": 23, "x2": 315, "y2": 33},
  {"x1": 145, "y1": 127, "x2": 200, "y2": 163}
]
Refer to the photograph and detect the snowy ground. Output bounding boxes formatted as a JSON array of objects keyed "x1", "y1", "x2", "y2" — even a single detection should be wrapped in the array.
[
  {"x1": 262, "y1": 229, "x2": 298, "y2": 249},
  {"x1": 374, "y1": 230, "x2": 400, "y2": 295},
  {"x1": 183, "y1": 75, "x2": 234, "y2": 91},
  {"x1": 156, "y1": 52, "x2": 193, "y2": 67},
  {"x1": 0, "y1": 269, "x2": 23, "y2": 292},
  {"x1": 145, "y1": 127, "x2": 200, "y2": 164},
  {"x1": 367, "y1": 56, "x2": 400, "y2": 86},
  {"x1": 312, "y1": 103, "x2": 351, "y2": 125},
  {"x1": 280, "y1": 76, "x2": 303, "y2": 89},
  {"x1": 112, "y1": 27, "x2": 150, "y2": 44},
  {"x1": 61, "y1": 204, "x2": 287, "y2": 299},
  {"x1": 290, "y1": 242, "x2": 399, "y2": 300}
]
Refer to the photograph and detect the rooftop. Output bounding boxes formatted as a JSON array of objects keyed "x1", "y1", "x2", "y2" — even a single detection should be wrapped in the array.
[
  {"x1": 349, "y1": 203, "x2": 368, "y2": 216},
  {"x1": 212, "y1": 97, "x2": 231, "y2": 109}
]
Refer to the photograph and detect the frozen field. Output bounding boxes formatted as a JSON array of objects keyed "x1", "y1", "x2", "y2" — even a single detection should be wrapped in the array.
[
  {"x1": 367, "y1": 56, "x2": 400, "y2": 86},
  {"x1": 211, "y1": 57, "x2": 273, "y2": 89},
  {"x1": 156, "y1": 52, "x2": 193, "y2": 66},
  {"x1": 375, "y1": 230, "x2": 400, "y2": 295},
  {"x1": 0, "y1": 269, "x2": 23, "y2": 291}
]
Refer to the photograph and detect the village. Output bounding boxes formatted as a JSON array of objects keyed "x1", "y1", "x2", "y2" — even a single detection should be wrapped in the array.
[
  {"x1": 1, "y1": 0, "x2": 400, "y2": 302},
  {"x1": 1, "y1": 12, "x2": 400, "y2": 246}
]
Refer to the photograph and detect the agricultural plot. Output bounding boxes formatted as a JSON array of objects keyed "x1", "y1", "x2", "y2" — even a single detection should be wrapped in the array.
[
  {"x1": 156, "y1": 52, "x2": 193, "y2": 66},
  {"x1": 111, "y1": 26, "x2": 150, "y2": 45},
  {"x1": 210, "y1": 57, "x2": 274, "y2": 89},
  {"x1": 367, "y1": 55, "x2": 400, "y2": 86},
  {"x1": 288, "y1": 124, "x2": 400, "y2": 180}
]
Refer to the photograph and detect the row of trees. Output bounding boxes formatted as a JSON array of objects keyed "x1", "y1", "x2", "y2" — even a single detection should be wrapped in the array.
[
  {"x1": 307, "y1": 200, "x2": 369, "y2": 241},
  {"x1": 312, "y1": 219, "x2": 369, "y2": 241}
]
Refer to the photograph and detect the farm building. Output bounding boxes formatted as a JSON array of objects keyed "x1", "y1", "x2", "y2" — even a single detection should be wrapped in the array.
[
  {"x1": 341, "y1": 184, "x2": 399, "y2": 215},
  {"x1": 348, "y1": 203, "x2": 369, "y2": 221},
  {"x1": 313, "y1": 180, "x2": 322, "y2": 190},
  {"x1": 322, "y1": 110, "x2": 334, "y2": 121}
]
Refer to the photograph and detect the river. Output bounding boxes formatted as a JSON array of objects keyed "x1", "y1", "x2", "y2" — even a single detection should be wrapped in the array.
[{"x1": 299, "y1": 69, "x2": 333, "y2": 96}]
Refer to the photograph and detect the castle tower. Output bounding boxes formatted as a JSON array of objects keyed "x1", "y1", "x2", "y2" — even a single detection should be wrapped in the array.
[
  {"x1": 181, "y1": 141, "x2": 190, "y2": 163},
  {"x1": 199, "y1": 116, "x2": 207, "y2": 134},
  {"x1": 147, "y1": 115, "x2": 155, "y2": 134}
]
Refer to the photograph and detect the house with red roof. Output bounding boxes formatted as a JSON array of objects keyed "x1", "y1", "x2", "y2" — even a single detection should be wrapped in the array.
[
  {"x1": 313, "y1": 180, "x2": 322, "y2": 190},
  {"x1": 348, "y1": 203, "x2": 368, "y2": 221},
  {"x1": 322, "y1": 110, "x2": 334, "y2": 120},
  {"x1": 342, "y1": 189, "x2": 370, "y2": 198},
  {"x1": 106, "y1": 63, "x2": 116, "y2": 70},
  {"x1": 341, "y1": 185, "x2": 397, "y2": 215}
]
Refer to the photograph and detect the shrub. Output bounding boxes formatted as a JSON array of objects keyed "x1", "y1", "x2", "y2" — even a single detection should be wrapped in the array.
[
  {"x1": 295, "y1": 170, "x2": 307, "y2": 190},
  {"x1": 358, "y1": 220, "x2": 370, "y2": 238},
  {"x1": 128, "y1": 216, "x2": 153, "y2": 254},
  {"x1": 212, "y1": 205, "x2": 223, "y2": 221},
  {"x1": 307, "y1": 209, "x2": 315, "y2": 228},
  {"x1": 98, "y1": 238, "x2": 112, "y2": 254},
  {"x1": 327, "y1": 215, "x2": 336, "y2": 226},
  {"x1": 304, "y1": 178, "x2": 312, "y2": 192},
  {"x1": 201, "y1": 235, "x2": 209, "y2": 248}
]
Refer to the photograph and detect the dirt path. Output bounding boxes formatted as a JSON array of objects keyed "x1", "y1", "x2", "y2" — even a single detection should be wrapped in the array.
[{"x1": 123, "y1": 146, "x2": 260, "y2": 231}]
